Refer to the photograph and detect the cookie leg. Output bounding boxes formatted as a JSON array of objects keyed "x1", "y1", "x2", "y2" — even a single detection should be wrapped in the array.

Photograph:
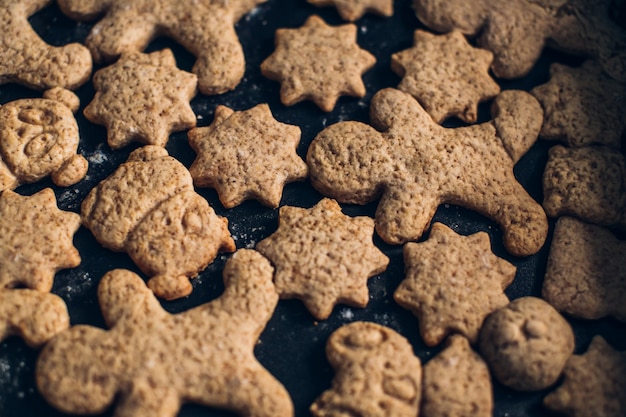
[
  {"x1": 191, "y1": 32, "x2": 245, "y2": 95},
  {"x1": 115, "y1": 381, "x2": 180, "y2": 417}
]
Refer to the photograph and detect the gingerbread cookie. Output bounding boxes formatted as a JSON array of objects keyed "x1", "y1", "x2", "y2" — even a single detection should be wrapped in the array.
[
  {"x1": 307, "y1": 0, "x2": 393, "y2": 21},
  {"x1": 310, "y1": 321, "x2": 421, "y2": 417},
  {"x1": 307, "y1": 88, "x2": 547, "y2": 256},
  {"x1": 0, "y1": 88, "x2": 88, "y2": 192},
  {"x1": 391, "y1": 30, "x2": 500, "y2": 123},
  {"x1": 479, "y1": 297, "x2": 575, "y2": 391},
  {"x1": 531, "y1": 61, "x2": 626, "y2": 149},
  {"x1": 544, "y1": 336, "x2": 626, "y2": 417},
  {"x1": 422, "y1": 335, "x2": 493, "y2": 417},
  {"x1": 188, "y1": 104, "x2": 308, "y2": 208},
  {"x1": 543, "y1": 216, "x2": 626, "y2": 322},
  {"x1": 260, "y1": 15, "x2": 376, "y2": 112},
  {"x1": 81, "y1": 146, "x2": 235, "y2": 300},
  {"x1": 255, "y1": 198, "x2": 389, "y2": 320},
  {"x1": 394, "y1": 223, "x2": 515, "y2": 346},
  {"x1": 37, "y1": 249, "x2": 294, "y2": 417},
  {"x1": 84, "y1": 49, "x2": 197, "y2": 150},
  {"x1": 0, "y1": 0, "x2": 92, "y2": 90},
  {"x1": 543, "y1": 145, "x2": 626, "y2": 227},
  {"x1": 56, "y1": 0, "x2": 266, "y2": 95}
]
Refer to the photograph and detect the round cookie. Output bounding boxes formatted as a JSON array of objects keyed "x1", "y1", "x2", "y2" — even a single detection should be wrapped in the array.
[{"x1": 478, "y1": 296, "x2": 574, "y2": 391}]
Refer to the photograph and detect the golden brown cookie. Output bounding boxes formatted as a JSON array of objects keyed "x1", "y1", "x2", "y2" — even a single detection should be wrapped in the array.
[
  {"x1": 391, "y1": 30, "x2": 500, "y2": 123},
  {"x1": 255, "y1": 198, "x2": 389, "y2": 320},
  {"x1": 260, "y1": 15, "x2": 376, "y2": 112},
  {"x1": 479, "y1": 297, "x2": 575, "y2": 391},
  {"x1": 307, "y1": 88, "x2": 547, "y2": 256},
  {"x1": 56, "y1": 0, "x2": 266, "y2": 95},
  {"x1": 84, "y1": 49, "x2": 197, "y2": 150},
  {"x1": 310, "y1": 321, "x2": 421, "y2": 417},
  {"x1": 544, "y1": 336, "x2": 626, "y2": 417},
  {"x1": 394, "y1": 223, "x2": 515, "y2": 346},
  {"x1": 188, "y1": 104, "x2": 308, "y2": 208},
  {"x1": 422, "y1": 335, "x2": 493, "y2": 417},
  {"x1": 36, "y1": 249, "x2": 294, "y2": 417},
  {"x1": 81, "y1": 146, "x2": 235, "y2": 300},
  {"x1": 307, "y1": 0, "x2": 393, "y2": 21}
]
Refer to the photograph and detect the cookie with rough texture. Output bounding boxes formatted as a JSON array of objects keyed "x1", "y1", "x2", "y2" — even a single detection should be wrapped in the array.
[
  {"x1": 422, "y1": 335, "x2": 493, "y2": 417},
  {"x1": 394, "y1": 222, "x2": 515, "y2": 346},
  {"x1": 56, "y1": 0, "x2": 266, "y2": 95},
  {"x1": 307, "y1": 88, "x2": 547, "y2": 257},
  {"x1": 37, "y1": 250, "x2": 293, "y2": 417},
  {"x1": 531, "y1": 61, "x2": 626, "y2": 149},
  {"x1": 255, "y1": 198, "x2": 389, "y2": 320},
  {"x1": 543, "y1": 145, "x2": 626, "y2": 227},
  {"x1": 0, "y1": 0, "x2": 92, "y2": 90},
  {"x1": 310, "y1": 321, "x2": 421, "y2": 417},
  {"x1": 479, "y1": 297, "x2": 575, "y2": 391},
  {"x1": 261, "y1": 15, "x2": 376, "y2": 112},
  {"x1": 544, "y1": 336, "x2": 626, "y2": 417},
  {"x1": 189, "y1": 104, "x2": 308, "y2": 208},
  {"x1": 543, "y1": 216, "x2": 626, "y2": 322},
  {"x1": 307, "y1": 0, "x2": 393, "y2": 21},
  {"x1": 84, "y1": 49, "x2": 197, "y2": 150},
  {"x1": 81, "y1": 145, "x2": 235, "y2": 300},
  {"x1": 0, "y1": 88, "x2": 88, "y2": 192},
  {"x1": 391, "y1": 30, "x2": 500, "y2": 123}
]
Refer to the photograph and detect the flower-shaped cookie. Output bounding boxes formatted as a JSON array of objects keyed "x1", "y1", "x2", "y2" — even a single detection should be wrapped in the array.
[{"x1": 307, "y1": 0, "x2": 393, "y2": 21}]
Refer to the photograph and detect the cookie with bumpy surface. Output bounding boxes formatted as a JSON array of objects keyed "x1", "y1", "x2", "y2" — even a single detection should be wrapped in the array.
[
  {"x1": 307, "y1": 0, "x2": 393, "y2": 21},
  {"x1": 81, "y1": 146, "x2": 235, "y2": 300},
  {"x1": 394, "y1": 223, "x2": 515, "y2": 346},
  {"x1": 56, "y1": 0, "x2": 266, "y2": 95},
  {"x1": 307, "y1": 88, "x2": 547, "y2": 257},
  {"x1": 255, "y1": 198, "x2": 389, "y2": 320},
  {"x1": 36, "y1": 250, "x2": 293, "y2": 417},
  {"x1": 310, "y1": 321, "x2": 421, "y2": 417}
]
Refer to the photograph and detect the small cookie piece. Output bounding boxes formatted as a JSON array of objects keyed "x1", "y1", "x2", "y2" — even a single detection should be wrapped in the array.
[
  {"x1": 81, "y1": 146, "x2": 235, "y2": 300},
  {"x1": 307, "y1": 88, "x2": 547, "y2": 256},
  {"x1": 84, "y1": 49, "x2": 197, "y2": 150},
  {"x1": 260, "y1": 15, "x2": 376, "y2": 112},
  {"x1": 531, "y1": 61, "x2": 626, "y2": 149},
  {"x1": 0, "y1": 88, "x2": 88, "y2": 191},
  {"x1": 255, "y1": 198, "x2": 389, "y2": 320},
  {"x1": 479, "y1": 297, "x2": 575, "y2": 391},
  {"x1": 189, "y1": 104, "x2": 308, "y2": 208},
  {"x1": 422, "y1": 335, "x2": 493, "y2": 417},
  {"x1": 543, "y1": 336, "x2": 626, "y2": 417},
  {"x1": 542, "y1": 145, "x2": 626, "y2": 227},
  {"x1": 56, "y1": 0, "x2": 266, "y2": 95},
  {"x1": 394, "y1": 223, "x2": 516, "y2": 346},
  {"x1": 37, "y1": 250, "x2": 294, "y2": 417},
  {"x1": 543, "y1": 217, "x2": 626, "y2": 322},
  {"x1": 391, "y1": 30, "x2": 500, "y2": 123},
  {"x1": 0, "y1": 0, "x2": 92, "y2": 90},
  {"x1": 307, "y1": 0, "x2": 393, "y2": 21},
  {"x1": 310, "y1": 321, "x2": 421, "y2": 417}
]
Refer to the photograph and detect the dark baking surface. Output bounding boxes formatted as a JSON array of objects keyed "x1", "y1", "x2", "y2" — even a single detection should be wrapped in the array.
[{"x1": 1, "y1": 1, "x2": 625, "y2": 416}]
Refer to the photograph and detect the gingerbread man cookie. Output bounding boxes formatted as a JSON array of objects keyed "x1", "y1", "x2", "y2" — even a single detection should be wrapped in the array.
[
  {"x1": 56, "y1": 0, "x2": 266, "y2": 95},
  {"x1": 307, "y1": 88, "x2": 547, "y2": 256},
  {"x1": 36, "y1": 250, "x2": 294, "y2": 417},
  {"x1": 0, "y1": 88, "x2": 88, "y2": 192},
  {"x1": 307, "y1": 0, "x2": 394, "y2": 21},
  {"x1": 81, "y1": 146, "x2": 235, "y2": 300}
]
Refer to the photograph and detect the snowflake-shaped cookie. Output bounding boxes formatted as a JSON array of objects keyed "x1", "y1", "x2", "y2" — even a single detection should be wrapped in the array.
[
  {"x1": 255, "y1": 198, "x2": 389, "y2": 320},
  {"x1": 261, "y1": 15, "x2": 376, "y2": 112},
  {"x1": 394, "y1": 223, "x2": 515, "y2": 346},
  {"x1": 307, "y1": 0, "x2": 394, "y2": 21},
  {"x1": 189, "y1": 104, "x2": 308, "y2": 208}
]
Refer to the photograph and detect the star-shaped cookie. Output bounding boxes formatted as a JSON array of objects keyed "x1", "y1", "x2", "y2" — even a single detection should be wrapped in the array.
[
  {"x1": 391, "y1": 30, "x2": 500, "y2": 123},
  {"x1": 84, "y1": 49, "x2": 197, "y2": 150},
  {"x1": 307, "y1": 0, "x2": 393, "y2": 21},
  {"x1": 394, "y1": 223, "x2": 515, "y2": 346},
  {"x1": 255, "y1": 198, "x2": 389, "y2": 320},
  {"x1": 261, "y1": 15, "x2": 376, "y2": 112},
  {"x1": 188, "y1": 104, "x2": 308, "y2": 208}
]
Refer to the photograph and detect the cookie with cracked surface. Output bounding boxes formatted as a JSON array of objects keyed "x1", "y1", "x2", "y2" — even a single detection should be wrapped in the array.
[
  {"x1": 307, "y1": 0, "x2": 393, "y2": 21},
  {"x1": 261, "y1": 15, "x2": 376, "y2": 112},
  {"x1": 189, "y1": 104, "x2": 308, "y2": 208},
  {"x1": 255, "y1": 198, "x2": 389, "y2": 320}
]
